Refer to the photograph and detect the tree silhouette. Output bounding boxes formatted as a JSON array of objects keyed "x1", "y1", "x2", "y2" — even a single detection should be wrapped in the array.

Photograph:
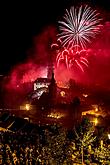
[{"x1": 74, "y1": 119, "x2": 96, "y2": 164}]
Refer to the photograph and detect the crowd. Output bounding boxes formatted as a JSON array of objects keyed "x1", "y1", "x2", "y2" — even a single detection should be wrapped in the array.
[
  {"x1": 0, "y1": 124, "x2": 69, "y2": 165},
  {"x1": 0, "y1": 131, "x2": 43, "y2": 164},
  {"x1": 0, "y1": 117, "x2": 110, "y2": 165}
]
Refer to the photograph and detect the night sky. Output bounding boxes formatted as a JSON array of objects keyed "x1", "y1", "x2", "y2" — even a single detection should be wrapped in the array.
[{"x1": 1, "y1": 0, "x2": 110, "y2": 74}]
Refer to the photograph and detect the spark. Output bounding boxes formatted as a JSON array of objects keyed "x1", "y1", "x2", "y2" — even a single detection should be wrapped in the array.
[
  {"x1": 54, "y1": 43, "x2": 89, "y2": 71},
  {"x1": 75, "y1": 60, "x2": 84, "y2": 72},
  {"x1": 58, "y1": 5, "x2": 101, "y2": 49}
]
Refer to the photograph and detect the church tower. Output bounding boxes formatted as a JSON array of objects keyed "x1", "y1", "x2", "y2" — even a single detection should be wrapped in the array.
[
  {"x1": 47, "y1": 47, "x2": 54, "y2": 80},
  {"x1": 48, "y1": 67, "x2": 57, "y2": 107},
  {"x1": 47, "y1": 63, "x2": 54, "y2": 80}
]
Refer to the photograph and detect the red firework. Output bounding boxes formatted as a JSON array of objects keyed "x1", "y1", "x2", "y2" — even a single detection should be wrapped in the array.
[{"x1": 51, "y1": 39, "x2": 89, "y2": 72}]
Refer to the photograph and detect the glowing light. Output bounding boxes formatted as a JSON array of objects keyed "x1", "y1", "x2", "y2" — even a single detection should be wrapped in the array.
[
  {"x1": 94, "y1": 118, "x2": 98, "y2": 126},
  {"x1": 83, "y1": 94, "x2": 88, "y2": 97},
  {"x1": 47, "y1": 112, "x2": 64, "y2": 119},
  {"x1": 25, "y1": 104, "x2": 30, "y2": 111},
  {"x1": 34, "y1": 82, "x2": 48, "y2": 90},
  {"x1": 100, "y1": 140, "x2": 103, "y2": 149},
  {"x1": 108, "y1": 134, "x2": 110, "y2": 139},
  {"x1": 95, "y1": 107, "x2": 98, "y2": 112},
  {"x1": 24, "y1": 117, "x2": 30, "y2": 121},
  {"x1": 58, "y1": 5, "x2": 101, "y2": 49},
  {"x1": 57, "y1": 81, "x2": 69, "y2": 88},
  {"x1": 88, "y1": 145, "x2": 91, "y2": 152},
  {"x1": 60, "y1": 91, "x2": 65, "y2": 97},
  {"x1": 82, "y1": 110, "x2": 97, "y2": 116}
]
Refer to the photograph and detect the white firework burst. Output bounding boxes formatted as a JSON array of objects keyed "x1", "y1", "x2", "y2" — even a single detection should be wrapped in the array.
[{"x1": 58, "y1": 5, "x2": 101, "y2": 49}]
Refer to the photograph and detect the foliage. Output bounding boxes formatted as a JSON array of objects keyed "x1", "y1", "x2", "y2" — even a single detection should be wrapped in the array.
[
  {"x1": 94, "y1": 144, "x2": 110, "y2": 163},
  {"x1": 73, "y1": 118, "x2": 96, "y2": 164}
]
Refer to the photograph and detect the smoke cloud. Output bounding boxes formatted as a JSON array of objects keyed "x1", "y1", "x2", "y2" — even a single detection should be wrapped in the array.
[{"x1": 2, "y1": 17, "x2": 110, "y2": 108}]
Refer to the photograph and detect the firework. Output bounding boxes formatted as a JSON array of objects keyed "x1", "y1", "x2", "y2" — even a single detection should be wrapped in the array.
[
  {"x1": 58, "y1": 5, "x2": 101, "y2": 49},
  {"x1": 52, "y1": 40, "x2": 89, "y2": 72},
  {"x1": 52, "y1": 5, "x2": 101, "y2": 71},
  {"x1": 57, "y1": 47, "x2": 89, "y2": 72}
]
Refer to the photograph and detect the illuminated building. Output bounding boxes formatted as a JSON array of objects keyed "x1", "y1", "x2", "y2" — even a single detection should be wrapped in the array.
[
  {"x1": 32, "y1": 63, "x2": 54, "y2": 100},
  {"x1": 31, "y1": 63, "x2": 71, "y2": 103},
  {"x1": 32, "y1": 78, "x2": 50, "y2": 99},
  {"x1": 82, "y1": 104, "x2": 106, "y2": 118},
  {"x1": 34, "y1": 78, "x2": 50, "y2": 91}
]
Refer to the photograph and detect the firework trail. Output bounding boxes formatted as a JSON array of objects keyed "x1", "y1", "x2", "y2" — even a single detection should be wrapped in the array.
[
  {"x1": 51, "y1": 40, "x2": 89, "y2": 72},
  {"x1": 58, "y1": 5, "x2": 101, "y2": 49},
  {"x1": 52, "y1": 5, "x2": 101, "y2": 71}
]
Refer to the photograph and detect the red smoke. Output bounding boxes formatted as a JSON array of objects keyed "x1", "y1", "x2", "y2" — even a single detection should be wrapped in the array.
[
  {"x1": 6, "y1": 61, "x2": 47, "y2": 90},
  {"x1": 85, "y1": 21, "x2": 110, "y2": 89},
  {"x1": 5, "y1": 21, "x2": 110, "y2": 88},
  {"x1": 3, "y1": 19, "x2": 110, "y2": 107},
  {"x1": 5, "y1": 26, "x2": 57, "y2": 90}
]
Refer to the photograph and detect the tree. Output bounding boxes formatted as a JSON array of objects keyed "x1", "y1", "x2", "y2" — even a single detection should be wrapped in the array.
[
  {"x1": 70, "y1": 97, "x2": 81, "y2": 126},
  {"x1": 33, "y1": 125, "x2": 74, "y2": 165},
  {"x1": 39, "y1": 92, "x2": 49, "y2": 110},
  {"x1": 71, "y1": 97, "x2": 80, "y2": 107},
  {"x1": 45, "y1": 127, "x2": 68, "y2": 165},
  {"x1": 74, "y1": 119, "x2": 96, "y2": 164},
  {"x1": 94, "y1": 144, "x2": 110, "y2": 164}
]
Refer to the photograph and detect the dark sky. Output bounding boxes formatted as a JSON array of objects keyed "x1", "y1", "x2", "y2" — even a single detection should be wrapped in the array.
[{"x1": 0, "y1": 0, "x2": 110, "y2": 74}]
